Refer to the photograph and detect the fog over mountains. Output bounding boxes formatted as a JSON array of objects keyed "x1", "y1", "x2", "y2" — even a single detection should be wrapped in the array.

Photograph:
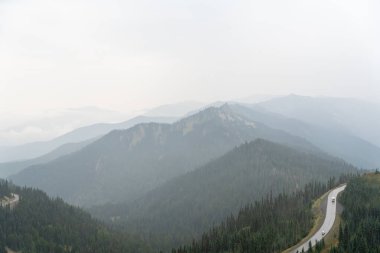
[
  {"x1": 1, "y1": 0, "x2": 378, "y2": 251},
  {"x1": 1, "y1": 94, "x2": 377, "y2": 252},
  {"x1": 258, "y1": 95, "x2": 380, "y2": 147},
  {"x1": 10, "y1": 104, "x2": 318, "y2": 206},
  {"x1": 90, "y1": 139, "x2": 355, "y2": 249},
  {"x1": 5, "y1": 95, "x2": 380, "y2": 208},
  {"x1": 0, "y1": 107, "x2": 128, "y2": 147},
  {"x1": 232, "y1": 103, "x2": 380, "y2": 169},
  {"x1": 0, "y1": 116, "x2": 177, "y2": 165}
]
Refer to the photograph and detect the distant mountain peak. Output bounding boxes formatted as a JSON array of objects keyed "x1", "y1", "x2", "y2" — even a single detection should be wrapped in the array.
[
  {"x1": 176, "y1": 105, "x2": 256, "y2": 135},
  {"x1": 10, "y1": 102, "x2": 322, "y2": 207}
]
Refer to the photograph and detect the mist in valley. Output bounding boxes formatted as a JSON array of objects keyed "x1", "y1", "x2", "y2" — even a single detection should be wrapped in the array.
[{"x1": 0, "y1": 1, "x2": 379, "y2": 253}]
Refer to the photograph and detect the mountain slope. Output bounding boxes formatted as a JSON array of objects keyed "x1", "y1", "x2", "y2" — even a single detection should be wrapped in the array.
[
  {"x1": 11, "y1": 105, "x2": 318, "y2": 207},
  {"x1": 173, "y1": 181, "x2": 334, "y2": 253},
  {"x1": 257, "y1": 94, "x2": 380, "y2": 148},
  {"x1": 0, "y1": 139, "x2": 95, "y2": 178},
  {"x1": 231, "y1": 104, "x2": 380, "y2": 169},
  {"x1": 90, "y1": 140, "x2": 356, "y2": 250},
  {"x1": 0, "y1": 116, "x2": 177, "y2": 163},
  {"x1": 329, "y1": 173, "x2": 380, "y2": 253},
  {"x1": 0, "y1": 181, "x2": 150, "y2": 253}
]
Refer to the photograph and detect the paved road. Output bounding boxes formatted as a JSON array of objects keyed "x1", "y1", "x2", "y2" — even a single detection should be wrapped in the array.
[{"x1": 292, "y1": 185, "x2": 346, "y2": 253}]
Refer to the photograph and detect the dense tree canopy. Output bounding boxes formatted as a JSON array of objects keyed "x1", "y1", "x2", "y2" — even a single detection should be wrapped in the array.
[
  {"x1": 90, "y1": 140, "x2": 356, "y2": 251},
  {"x1": 0, "y1": 181, "x2": 10, "y2": 199},
  {"x1": 0, "y1": 181, "x2": 150, "y2": 253},
  {"x1": 172, "y1": 178, "x2": 349, "y2": 253},
  {"x1": 330, "y1": 174, "x2": 380, "y2": 253}
]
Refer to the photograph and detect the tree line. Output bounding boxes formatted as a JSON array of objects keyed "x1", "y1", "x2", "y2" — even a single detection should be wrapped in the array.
[
  {"x1": 0, "y1": 180, "x2": 151, "y2": 253},
  {"x1": 172, "y1": 175, "x2": 352, "y2": 253},
  {"x1": 329, "y1": 174, "x2": 380, "y2": 253}
]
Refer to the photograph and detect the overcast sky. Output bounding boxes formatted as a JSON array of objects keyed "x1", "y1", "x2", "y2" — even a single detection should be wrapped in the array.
[{"x1": 0, "y1": 0, "x2": 379, "y2": 117}]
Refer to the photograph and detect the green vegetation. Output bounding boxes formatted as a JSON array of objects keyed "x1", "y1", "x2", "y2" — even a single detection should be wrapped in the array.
[
  {"x1": 0, "y1": 181, "x2": 11, "y2": 198},
  {"x1": 0, "y1": 181, "x2": 150, "y2": 253},
  {"x1": 329, "y1": 174, "x2": 380, "y2": 253},
  {"x1": 91, "y1": 139, "x2": 356, "y2": 251},
  {"x1": 172, "y1": 181, "x2": 341, "y2": 253},
  {"x1": 11, "y1": 106, "x2": 321, "y2": 207}
]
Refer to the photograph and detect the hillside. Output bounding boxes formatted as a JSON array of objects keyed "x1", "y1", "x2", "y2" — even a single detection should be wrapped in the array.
[
  {"x1": 0, "y1": 181, "x2": 150, "y2": 253},
  {"x1": 173, "y1": 182, "x2": 332, "y2": 253},
  {"x1": 231, "y1": 104, "x2": 380, "y2": 169},
  {"x1": 90, "y1": 140, "x2": 357, "y2": 250},
  {"x1": 329, "y1": 173, "x2": 380, "y2": 253},
  {"x1": 10, "y1": 106, "x2": 318, "y2": 207},
  {"x1": 0, "y1": 116, "x2": 176, "y2": 163},
  {"x1": 257, "y1": 94, "x2": 380, "y2": 148},
  {"x1": 0, "y1": 139, "x2": 94, "y2": 179}
]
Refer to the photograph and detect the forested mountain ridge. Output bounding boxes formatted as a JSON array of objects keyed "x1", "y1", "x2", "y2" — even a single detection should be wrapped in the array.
[
  {"x1": 230, "y1": 103, "x2": 380, "y2": 169},
  {"x1": 0, "y1": 181, "x2": 150, "y2": 253},
  {"x1": 257, "y1": 95, "x2": 380, "y2": 149},
  {"x1": 0, "y1": 139, "x2": 95, "y2": 179},
  {"x1": 10, "y1": 105, "x2": 318, "y2": 207},
  {"x1": 329, "y1": 173, "x2": 380, "y2": 253},
  {"x1": 173, "y1": 181, "x2": 342, "y2": 253},
  {"x1": 0, "y1": 115, "x2": 176, "y2": 164},
  {"x1": 90, "y1": 139, "x2": 357, "y2": 251}
]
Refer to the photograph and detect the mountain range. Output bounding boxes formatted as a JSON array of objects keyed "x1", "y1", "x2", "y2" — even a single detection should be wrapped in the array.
[
  {"x1": 257, "y1": 94, "x2": 380, "y2": 148},
  {"x1": 231, "y1": 103, "x2": 380, "y2": 169},
  {"x1": 10, "y1": 105, "x2": 318, "y2": 207},
  {"x1": 2, "y1": 95, "x2": 374, "y2": 252},
  {"x1": 0, "y1": 138, "x2": 94, "y2": 178},
  {"x1": 90, "y1": 139, "x2": 356, "y2": 250},
  {"x1": 0, "y1": 116, "x2": 176, "y2": 164}
]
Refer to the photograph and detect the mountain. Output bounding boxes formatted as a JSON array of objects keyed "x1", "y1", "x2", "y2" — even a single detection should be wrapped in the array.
[
  {"x1": 0, "y1": 116, "x2": 177, "y2": 163},
  {"x1": 329, "y1": 173, "x2": 380, "y2": 253},
  {"x1": 0, "y1": 106, "x2": 127, "y2": 147},
  {"x1": 172, "y1": 181, "x2": 334, "y2": 253},
  {"x1": 0, "y1": 181, "x2": 150, "y2": 253},
  {"x1": 90, "y1": 140, "x2": 356, "y2": 250},
  {"x1": 230, "y1": 104, "x2": 380, "y2": 169},
  {"x1": 10, "y1": 105, "x2": 319, "y2": 207},
  {"x1": 0, "y1": 139, "x2": 94, "y2": 179},
  {"x1": 257, "y1": 94, "x2": 380, "y2": 148}
]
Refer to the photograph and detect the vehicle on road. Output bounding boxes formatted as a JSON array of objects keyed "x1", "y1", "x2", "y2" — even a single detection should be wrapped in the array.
[{"x1": 290, "y1": 185, "x2": 346, "y2": 253}]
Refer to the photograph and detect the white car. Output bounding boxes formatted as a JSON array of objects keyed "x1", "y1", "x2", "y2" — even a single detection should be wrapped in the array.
[
  {"x1": 332, "y1": 197, "x2": 336, "y2": 203},
  {"x1": 322, "y1": 231, "x2": 326, "y2": 236}
]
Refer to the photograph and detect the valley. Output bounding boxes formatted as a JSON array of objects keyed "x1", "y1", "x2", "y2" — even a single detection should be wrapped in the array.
[
  {"x1": 1, "y1": 97, "x2": 378, "y2": 253},
  {"x1": 1, "y1": 0, "x2": 378, "y2": 251}
]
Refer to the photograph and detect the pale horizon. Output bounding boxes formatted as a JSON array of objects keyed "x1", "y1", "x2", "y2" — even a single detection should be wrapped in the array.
[{"x1": 1, "y1": 0, "x2": 379, "y2": 145}]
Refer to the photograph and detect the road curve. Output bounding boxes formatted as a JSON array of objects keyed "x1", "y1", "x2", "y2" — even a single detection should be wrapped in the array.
[{"x1": 292, "y1": 184, "x2": 346, "y2": 253}]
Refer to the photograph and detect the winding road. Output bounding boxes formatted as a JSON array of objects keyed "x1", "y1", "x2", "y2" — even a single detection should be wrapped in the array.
[{"x1": 291, "y1": 184, "x2": 346, "y2": 253}]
